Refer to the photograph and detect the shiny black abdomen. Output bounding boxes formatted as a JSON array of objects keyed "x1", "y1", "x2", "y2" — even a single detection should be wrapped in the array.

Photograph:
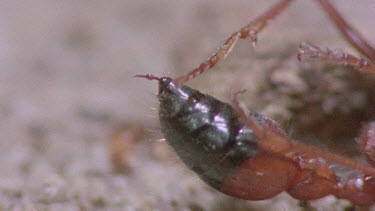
[{"x1": 158, "y1": 77, "x2": 259, "y2": 189}]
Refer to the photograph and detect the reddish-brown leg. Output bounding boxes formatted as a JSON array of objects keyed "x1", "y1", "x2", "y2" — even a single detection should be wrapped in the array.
[
  {"x1": 175, "y1": 0, "x2": 375, "y2": 86},
  {"x1": 298, "y1": 42, "x2": 375, "y2": 74},
  {"x1": 315, "y1": 0, "x2": 375, "y2": 61},
  {"x1": 173, "y1": 0, "x2": 293, "y2": 86}
]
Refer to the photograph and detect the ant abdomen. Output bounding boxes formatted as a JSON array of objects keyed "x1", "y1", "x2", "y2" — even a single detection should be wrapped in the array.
[{"x1": 157, "y1": 77, "x2": 295, "y2": 199}]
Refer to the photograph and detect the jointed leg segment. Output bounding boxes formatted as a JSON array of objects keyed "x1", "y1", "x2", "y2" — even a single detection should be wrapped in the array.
[
  {"x1": 174, "y1": 0, "x2": 292, "y2": 86},
  {"x1": 316, "y1": 0, "x2": 375, "y2": 61},
  {"x1": 174, "y1": 0, "x2": 375, "y2": 87},
  {"x1": 298, "y1": 42, "x2": 375, "y2": 74}
]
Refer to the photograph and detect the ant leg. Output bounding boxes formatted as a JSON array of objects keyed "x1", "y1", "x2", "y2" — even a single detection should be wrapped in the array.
[
  {"x1": 174, "y1": 0, "x2": 293, "y2": 86},
  {"x1": 315, "y1": 0, "x2": 375, "y2": 61},
  {"x1": 298, "y1": 42, "x2": 375, "y2": 74},
  {"x1": 232, "y1": 89, "x2": 293, "y2": 154}
]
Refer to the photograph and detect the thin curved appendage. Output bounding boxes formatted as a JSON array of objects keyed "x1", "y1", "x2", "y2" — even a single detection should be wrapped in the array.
[
  {"x1": 298, "y1": 42, "x2": 375, "y2": 74},
  {"x1": 315, "y1": 0, "x2": 375, "y2": 61},
  {"x1": 173, "y1": 0, "x2": 293, "y2": 86},
  {"x1": 232, "y1": 90, "x2": 375, "y2": 176},
  {"x1": 134, "y1": 74, "x2": 161, "y2": 81},
  {"x1": 232, "y1": 90, "x2": 293, "y2": 154}
]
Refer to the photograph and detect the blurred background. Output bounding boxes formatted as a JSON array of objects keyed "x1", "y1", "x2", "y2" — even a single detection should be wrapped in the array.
[{"x1": 0, "y1": 0, "x2": 374, "y2": 210}]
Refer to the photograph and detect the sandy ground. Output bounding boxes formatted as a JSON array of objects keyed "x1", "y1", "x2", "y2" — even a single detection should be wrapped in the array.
[{"x1": 0, "y1": 0, "x2": 375, "y2": 210}]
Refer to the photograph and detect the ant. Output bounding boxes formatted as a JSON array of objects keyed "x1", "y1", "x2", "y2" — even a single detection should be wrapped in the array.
[{"x1": 136, "y1": 0, "x2": 375, "y2": 207}]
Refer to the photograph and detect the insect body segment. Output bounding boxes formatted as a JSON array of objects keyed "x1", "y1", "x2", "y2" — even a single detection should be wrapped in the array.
[{"x1": 156, "y1": 76, "x2": 259, "y2": 190}]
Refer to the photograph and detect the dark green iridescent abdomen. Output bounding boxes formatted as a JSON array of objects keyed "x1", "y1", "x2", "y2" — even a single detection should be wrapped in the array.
[{"x1": 157, "y1": 77, "x2": 258, "y2": 189}]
